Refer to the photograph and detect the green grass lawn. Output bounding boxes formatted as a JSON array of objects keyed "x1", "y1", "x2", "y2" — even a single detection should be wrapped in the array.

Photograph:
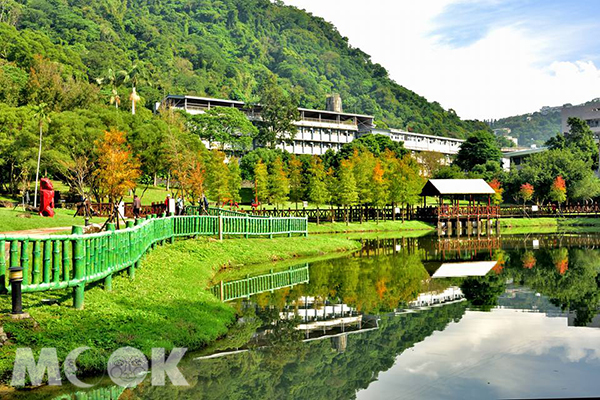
[
  {"x1": 500, "y1": 217, "x2": 600, "y2": 228},
  {"x1": 0, "y1": 208, "x2": 107, "y2": 233},
  {"x1": 308, "y1": 220, "x2": 435, "y2": 234},
  {"x1": 0, "y1": 235, "x2": 359, "y2": 383}
]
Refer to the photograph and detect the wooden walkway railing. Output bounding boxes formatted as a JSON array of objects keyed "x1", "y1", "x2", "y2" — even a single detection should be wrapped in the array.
[
  {"x1": 185, "y1": 205, "x2": 413, "y2": 223},
  {"x1": 1, "y1": 213, "x2": 308, "y2": 310},
  {"x1": 211, "y1": 264, "x2": 310, "y2": 302},
  {"x1": 75, "y1": 202, "x2": 166, "y2": 218}
]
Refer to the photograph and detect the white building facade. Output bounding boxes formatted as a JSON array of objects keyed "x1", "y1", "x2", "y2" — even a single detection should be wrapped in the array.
[{"x1": 163, "y1": 95, "x2": 463, "y2": 157}]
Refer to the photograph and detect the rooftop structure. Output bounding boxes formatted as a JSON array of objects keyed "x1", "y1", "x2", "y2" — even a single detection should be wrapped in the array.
[
  {"x1": 418, "y1": 179, "x2": 499, "y2": 224},
  {"x1": 501, "y1": 147, "x2": 547, "y2": 171},
  {"x1": 420, "y1": 179, "x2": 495, "y2": 196}
]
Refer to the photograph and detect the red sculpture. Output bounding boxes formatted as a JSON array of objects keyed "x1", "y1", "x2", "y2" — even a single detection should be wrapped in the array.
[{"x1": 39, "y1": 178, "x2": 55, "y2": 217}]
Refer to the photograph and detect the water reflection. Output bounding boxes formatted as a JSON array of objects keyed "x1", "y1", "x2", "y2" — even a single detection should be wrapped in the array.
[{"x1": 12, "y1": 233, "x2": 600, "y2": 399}]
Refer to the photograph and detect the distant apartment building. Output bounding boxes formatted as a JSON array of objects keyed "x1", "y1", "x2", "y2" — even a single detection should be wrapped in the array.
[
  {"x1": 561, "y1": 103, "x2": 600, "y2": 139},
  {"x1": 162, "y1": 94, "x2": 464, "y2": 157}
]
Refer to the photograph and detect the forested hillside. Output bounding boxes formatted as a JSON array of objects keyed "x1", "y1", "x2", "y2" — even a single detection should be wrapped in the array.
[
  {"x1": 490, "y1": 107, "x2": 561, "y2": 146},
  {"x1": 0, "y1": 0, "x2": 487, "y2": 137}
]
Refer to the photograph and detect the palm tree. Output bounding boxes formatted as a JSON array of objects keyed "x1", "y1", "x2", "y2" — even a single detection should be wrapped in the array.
[
  {"x1": 116, "y1": 64, "x2": 149, "y2": 115},
  {"x1": 95, "y1": 68, "x2": 121, "y2": 109},
  {"x1": 32, "y1": 103, "x2": 51, "y2": 209}
]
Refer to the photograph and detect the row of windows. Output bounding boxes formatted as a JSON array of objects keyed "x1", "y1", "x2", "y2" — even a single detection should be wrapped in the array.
[
  {"x1": 299, "y1": 127, "x2": 354, "y2": 136},
  {"x1": 290, "y1": 141, "x2": 344, "y2": 149},
  {"x1": 587, "y1": 119, "x2": 600, "y2": 128},
  {"x1": 394, "y1": 135, "x2": 461, "y2": 147}
]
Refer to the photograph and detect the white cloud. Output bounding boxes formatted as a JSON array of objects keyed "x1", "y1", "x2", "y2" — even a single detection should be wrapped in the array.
[
  {"x1": 355, "y1": 309, "x2": 600, "y2": 399},
  {"x1": 283, "y1": 0, "x2": 600, "y2": 120}
]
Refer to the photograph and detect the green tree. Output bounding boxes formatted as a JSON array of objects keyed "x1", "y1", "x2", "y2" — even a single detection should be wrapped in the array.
[
  {"x1": 206, "y1": 150, "x2": 231, "y2": 205},
  {"x1": 571, "y1": 172, "x2": 600, "y2": 203},
  {"x1": 454, "y1": 130, "x2": 502, "y2": 171},
  {"x1": 565, "y1": 117, "x2": 599, "y2": 170},
  {"x1": 349, "y1": 150, "x2": 376, "y2": 219},
  {"x1": 395, "y1": 154, "x2": 424, "y2": 220},
  {"x1": 268, "y1": 157, "x2": 289, "y2": 207},
  {"x1": 288, "y1": 155, "x2": 304, "y2": 208},
  {"x1": 337, "y1": 159, "x2": 358, "y2": 224},
  {"x1": 189, "y1": 106, "x2": 258, "y2": 151},
  {"x1": 256, "y1": 75, "x2": 299, "y2": 148},
  {"x1": 371, "y1": 160, "x2": 388, "y2": 222},
  {"x1": 253, "y1": 160, "x2": 269, "y2": 205},
  {"x1": 228, "y1": 157, "x2": 242, "y2": 203},
  {"x1": 308, "y1": 156, "x2": 329, "y2": 224}
]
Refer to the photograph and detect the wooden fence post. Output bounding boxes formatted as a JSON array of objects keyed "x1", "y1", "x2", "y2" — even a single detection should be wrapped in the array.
[
  {"x1": 269, "y1": 216, "x2": 273, "y2": 239},
  {"x1": 218, "y1": 215, "x2": 223, "y2": 241},
  {"x1": 126, "y1": 220, "x2": 135, "y2": 280}
]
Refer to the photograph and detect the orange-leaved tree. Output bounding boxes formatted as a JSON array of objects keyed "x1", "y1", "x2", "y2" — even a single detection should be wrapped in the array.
[
  {"x1": 518, "y1": 183, "x2": 534, "y2": 213},
  {"x1": 549, "y1": 175, "x2": 567, "y2": 211},
  {"x1": 489, "y1": 179, "x2": 503, "y2": 205},
  {"x1": 95, "y1": 129, "x2": 140, "y2": 222},
  {"x1": 371, "y1": 160, "x2": 389, "y2": 223}
]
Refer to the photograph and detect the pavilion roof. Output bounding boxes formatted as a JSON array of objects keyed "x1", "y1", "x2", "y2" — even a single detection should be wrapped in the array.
[{"x1": 420, "y1": 179, "x2": 495, "y2": 196}]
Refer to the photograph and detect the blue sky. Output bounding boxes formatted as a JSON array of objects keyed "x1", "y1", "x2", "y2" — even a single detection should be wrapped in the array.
[
  {"x1": 284, "y1": 0, "x2": 600, "y2": 120},
  {"x1": 432, "y1": 0, "x2": 600, "y2": 64}
]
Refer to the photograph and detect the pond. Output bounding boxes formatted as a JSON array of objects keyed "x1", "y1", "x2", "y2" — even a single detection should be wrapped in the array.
[{"x1": 11, "y1": 233, "x2": 600, "y2": 399}]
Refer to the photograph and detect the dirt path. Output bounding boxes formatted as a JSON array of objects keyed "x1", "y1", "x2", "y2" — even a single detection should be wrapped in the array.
[
  {"x1": 1, "y1": 227, "x2": 72, "y2": 255},
  {"x1": 0, "y1": 226, "x2": 71, "y2": 236}
]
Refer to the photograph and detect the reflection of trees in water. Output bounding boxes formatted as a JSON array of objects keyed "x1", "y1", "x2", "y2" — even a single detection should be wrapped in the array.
[
  {"x1": 460, "y1": 275, "x2": 506, "y2": 310},
  {"x1": 246, "y1": 250, "x2": 432, "y2": 314},
  {"x1": 498, "y1": 247, "x2": 600, "y2": 326},
  {"x1": 128, "y1": 302, "x2": 467, "y2": 400}
]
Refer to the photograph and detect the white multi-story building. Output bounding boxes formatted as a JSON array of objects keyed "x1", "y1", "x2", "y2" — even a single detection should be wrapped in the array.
[{"x1": 162, "y1": 94, "x2": 463, "y2": 157}]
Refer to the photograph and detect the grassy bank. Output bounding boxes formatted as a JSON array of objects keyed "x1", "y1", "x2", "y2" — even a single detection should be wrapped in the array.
[
  {"x1": 0, "y1": 208, "x2": 106, "y2": 233},
  {"x1": 500, "y1": 217, "x2": 600, "y2": 230},
  {"x1": 0, "y1": 235, "x2": 359, "y2": 383},
  {"x1": 308, "y1": 220, "x2": 434, "y2": 234}
]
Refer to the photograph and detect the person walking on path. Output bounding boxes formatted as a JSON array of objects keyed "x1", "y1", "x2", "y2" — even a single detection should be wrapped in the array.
[
  {"x1": 176, "y1": 196, "x2": 184, "y2": 215},
  {"x1": 133, "y1": 194, "x2": 142, "y2": 219},
  {"x1": 202, "y1": 194, "x2": 209, "y2": 213}
]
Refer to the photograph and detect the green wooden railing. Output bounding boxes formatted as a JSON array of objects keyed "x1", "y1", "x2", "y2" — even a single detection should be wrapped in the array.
[
  {"x1": 1, "y1": 213, "x2": 308, "y2": 310},
  {"x1": 52, "y1": 385, "x2": 126, "y2": 400},
  {"x1": 211, "y1": 264, "x2": 310, "y2": 302}
]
